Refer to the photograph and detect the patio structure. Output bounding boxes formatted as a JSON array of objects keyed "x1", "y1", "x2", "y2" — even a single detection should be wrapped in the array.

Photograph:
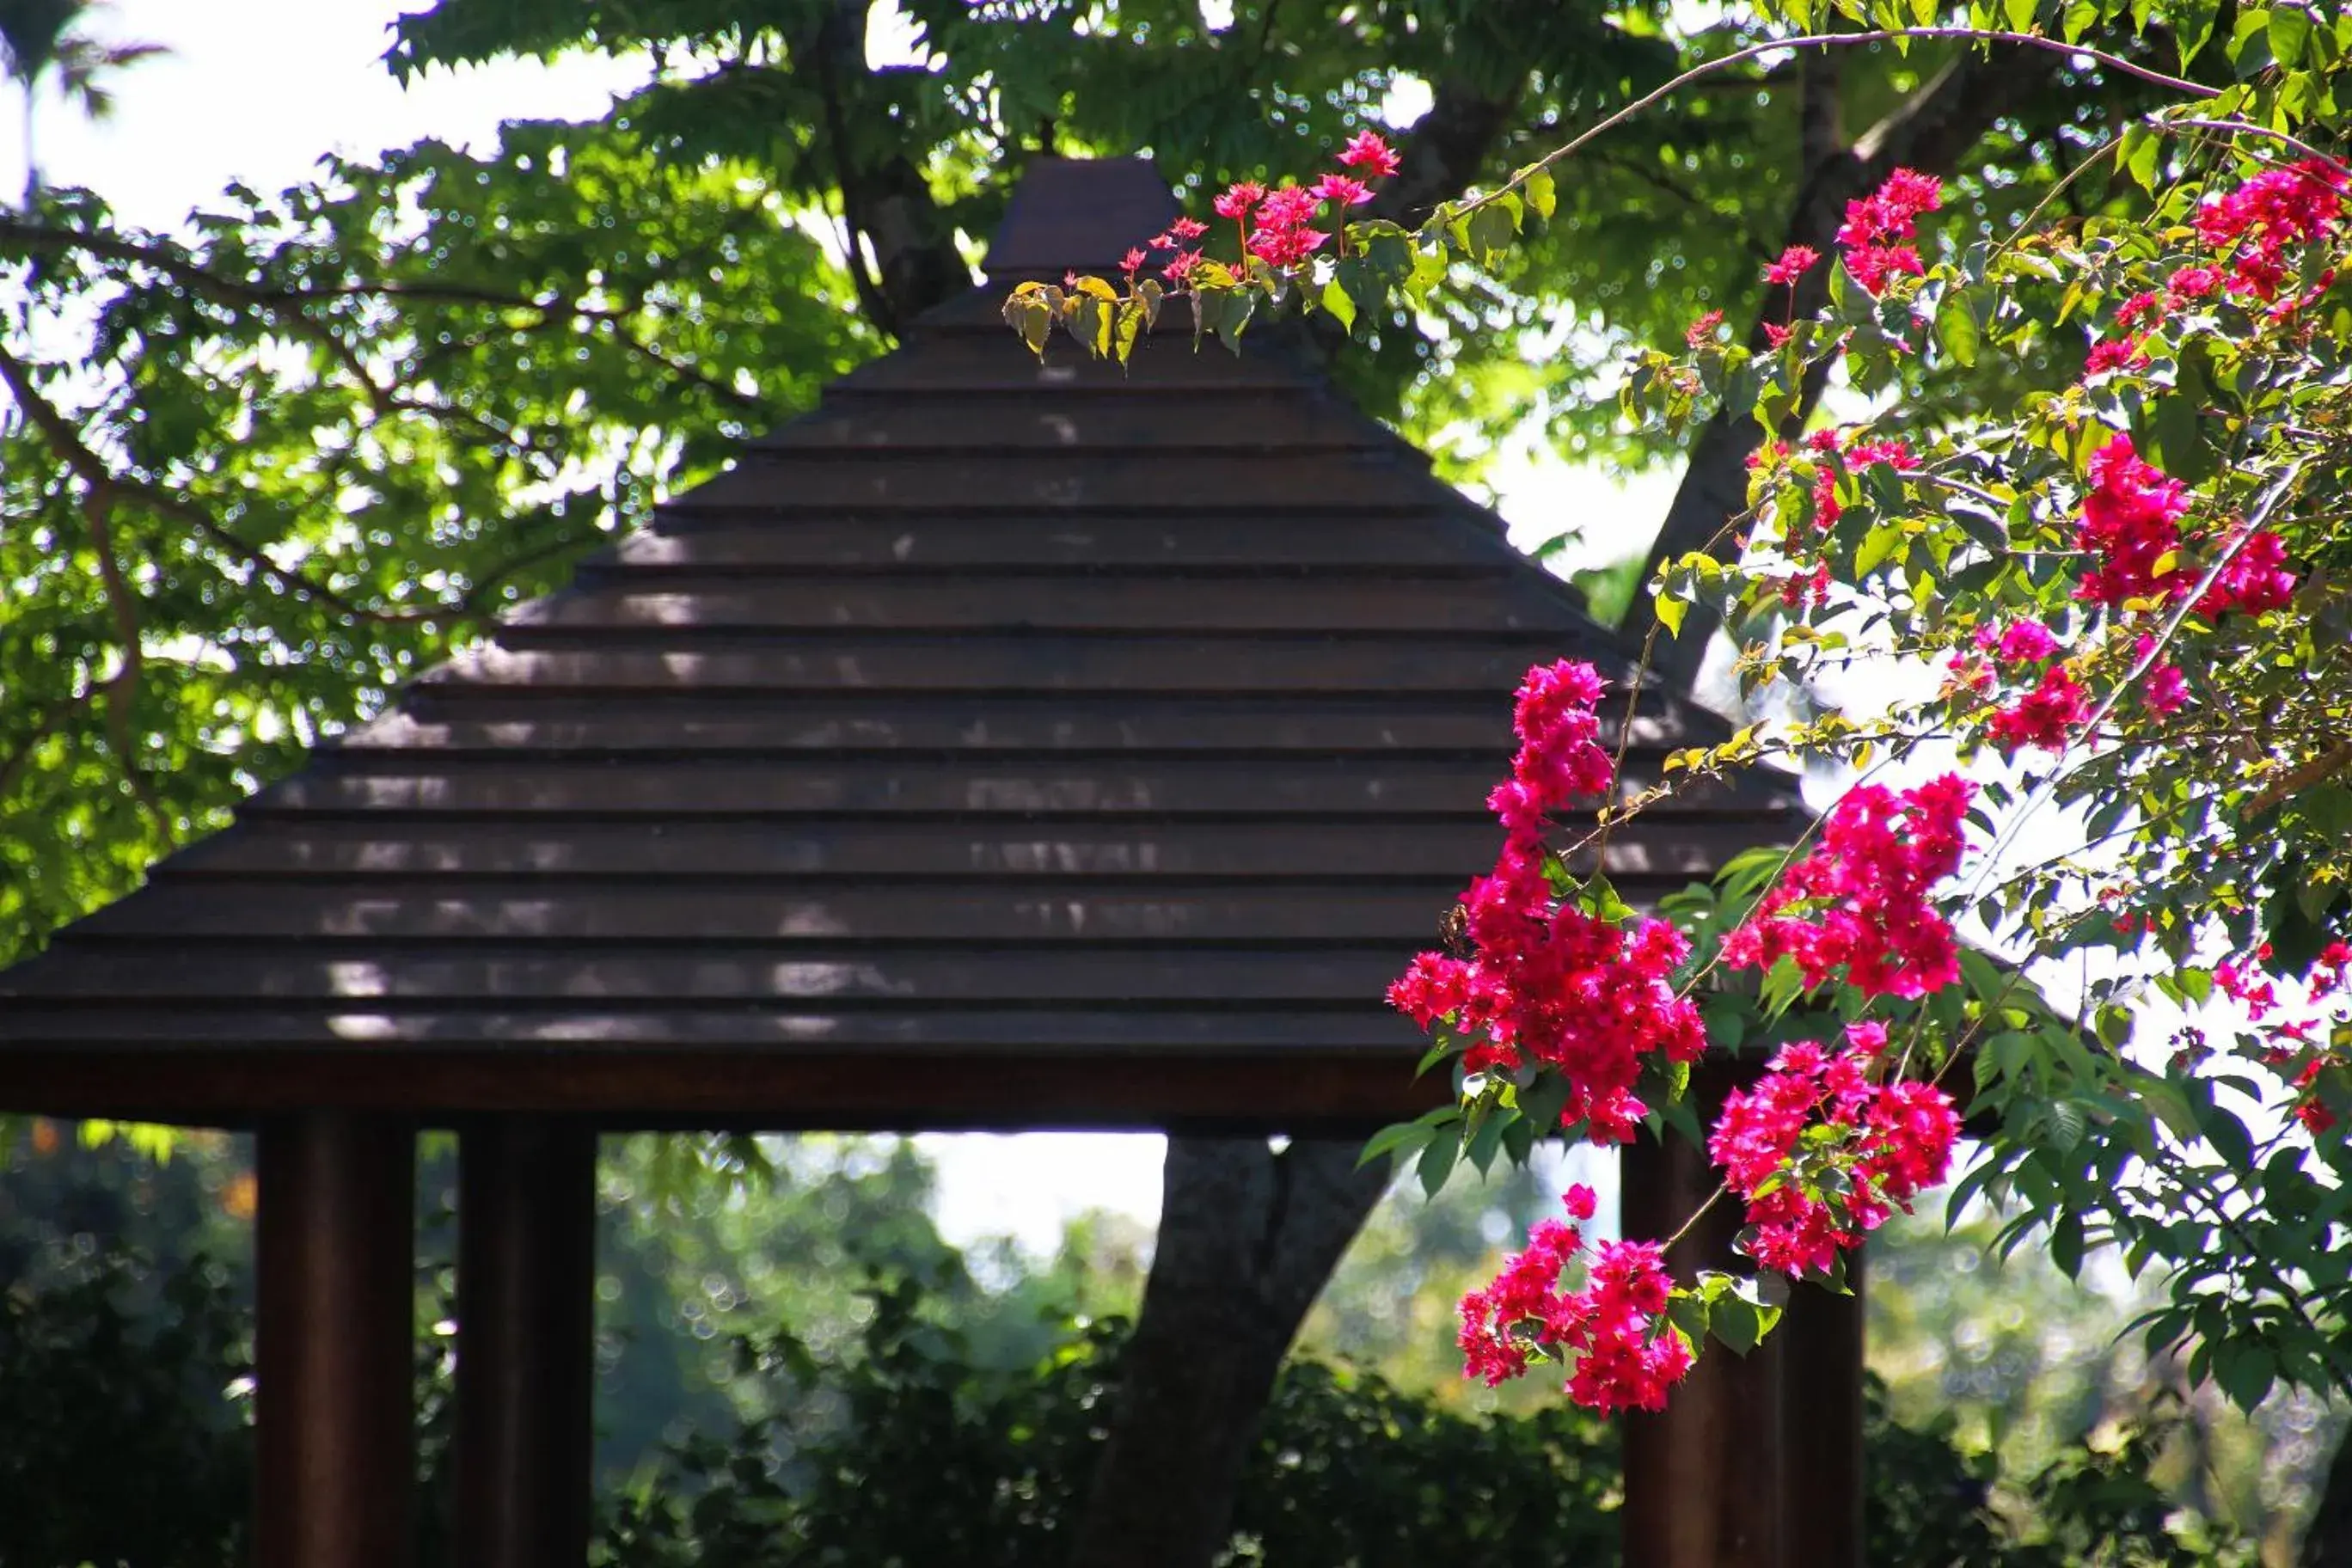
[{"x1": 0, "y1": 157, "x2": 1846, "y2": 1567}]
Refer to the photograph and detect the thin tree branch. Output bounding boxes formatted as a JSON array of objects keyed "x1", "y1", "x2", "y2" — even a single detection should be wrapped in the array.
[
  {"x1": 0, "y1": 338, "x2": 573, "y2": 626},
  {"x1": 0, "y1": 216, "x2": 769, "y2": 414},
  {"x1": 2243, "y1": 737, "x2": 2352, "y2": 818},
  {"x1": 1453, "y1": 27, "x2": 2211, "y2": 222},
  {"x1": 76, "y1": 484, "x2": 167, "y2": 830}
]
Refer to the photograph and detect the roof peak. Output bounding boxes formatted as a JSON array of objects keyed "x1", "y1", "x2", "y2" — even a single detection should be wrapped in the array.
[{"x1": 982, "y1": 156, "x2": 1181, "y2": 279}]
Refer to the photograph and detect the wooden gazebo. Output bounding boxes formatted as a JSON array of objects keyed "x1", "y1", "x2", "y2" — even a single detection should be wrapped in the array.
[{"x1": 0, "y1": 158, "x2": 1852, "y2": 1567}]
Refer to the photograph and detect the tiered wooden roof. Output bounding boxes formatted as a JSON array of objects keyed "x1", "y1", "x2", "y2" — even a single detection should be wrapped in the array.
[{"x1": 0, "y1": 158, "x2": 1804, "y2": 1130}]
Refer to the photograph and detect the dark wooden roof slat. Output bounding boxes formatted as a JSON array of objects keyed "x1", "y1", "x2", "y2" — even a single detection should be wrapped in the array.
[
  {"x1": 153, "y1": 818, "x2": 1779, "y2": 882},
  {"x1": 340, "y1": 700, "x2": 1700, "y2": 754},
  {"x1": 416, "y1": 639, "x2": 1608, "y2": 695},
  {"x1": 759, "y1": 391, "x2": 1385, "y2": 453},
  {"x1": 832, "y1": 336, "x2": 1307, "y2": 391},
  {"x1": 500, "y1": 578, "x2": 1584, "y2": 635},
  {"x1": 243, "y1": 759, "x2": 1528, "y2": 818},
  {"x1": 0, "y1": 1006, "x2": 1422, "y2": 1050},
  {"x1": 67, "y1": 882, "x2": 1497, "y2": 943},
  {"x1": 238, "y1": 756, "x2": 1789, "y2": 818},
  {"x1": 671, "y1": 450, "x2": 1440, "y2": 515},
  {"x1": 5, "y1": 945, "x2": 1423, "y2": 1003},
  {"x1": 352, "y1": 700, "x2": 1527, "y2": 750},
  {"x1": 610, "y1": 515, "x2": 1526, "y2": 571}
]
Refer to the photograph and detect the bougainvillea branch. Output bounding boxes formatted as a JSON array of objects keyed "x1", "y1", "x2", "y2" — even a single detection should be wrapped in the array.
[{"x1": 1011, "y1": 0, "x2": 2352, "y2": 1419}]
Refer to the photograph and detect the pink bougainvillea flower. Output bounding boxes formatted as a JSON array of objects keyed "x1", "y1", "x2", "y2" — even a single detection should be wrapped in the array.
[
  {"x1": 2195, "y1": 157, "x2": 2349, "y2": 299},
  {"x1": 1844, "y1": 437, "x2": 1911, "y2": 470},
  {"x1": 1387, "y1": 659, "x2": 1707, "y2": 1147},
  {"x1": 1256, "y1": 184, "x2": 1320, "y2": 230},
  {"x1": 1119, "y1": 247, "x2": 1147, "y2": 276},
  {"x1": 2200, "y1": 527, "x2": 2298, "y2": 616},
  {"x1": 1308, "y1": 173, "x2": 1375, "y2": 208},
  {"x1": 1835, "y1": 168, "x2": 1940, "y2": 294},
  {"x1": 1992, "y1": 619, "x2": 2061, "y2": 665},
  {"x1": 1162, "y1": 248, "x2": 1204, "y2": 284},
  {"x1": 2112, "y1": 290, "x2": 2165, "y2": 330},
  {"x1": 1212, "y1": 180, "x2": 1265, "y2": 219},
  {"x1": 1337, "y1": 128, "x2": 1402, "y2": 178},
  {"x1": 1765, "y1": 244, "x2": 1821, "y2": 285},
  {"x1": 1686, "y1": 309, "x2": 1724, "y2": 346},
  {"x1": 1168, "y1": 215, "x2": 1208, "y2": 241},
  {"x1": 1721, "y1": 775, "x2": 1974, "y2": 1000},
  {"x1": 1763, "y1": 322, "x2": 1793, "y2": 348},
  {"x1": 1456, "y1": 1196, "x2": 1697, "y2": 1412},
  {"x1": 2075, "y1": 434, "x2": 2190, "y2": 607},
  {"x1": 2167, "y1": 263, "x2": 2222, "y2": 300},
  {"x1": 1245, "y1": 223, "x2": 1329, "y2": 268},
  {"x1": 1985, "y1": 664, "x2": 2090, "y2": 752},
  {"x1": 1836, "y1": 169, "x2": 1942, "y2": 248},
  {"x1": 1709, "y1": 1038, "x2": 1960, "y2": 1278},
  {"x1": 2085, "y1": 334, "x2": 2149, "y2": 375},
  {"x1": 1876, "y1": 168, "x2": 1945, "y2": 224},
  {"x1": 1846, "y1": 242, "x2": 1924, "y2": 295}
]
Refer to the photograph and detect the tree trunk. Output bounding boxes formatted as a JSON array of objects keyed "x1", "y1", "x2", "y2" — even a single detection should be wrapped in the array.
[
  {"x1": 795, "y1": 0, "x2": 971, "y2": 337},
  {"x1": 2302, "y1": 1418, "x2": 2352, "y2": 1566},
  {"x1": 1069, "y1": 1135, "x2": 1389, "y2": 1568},
  {"x1": 1624, "y1": 45, "x2": 2070, "y2": 690}
]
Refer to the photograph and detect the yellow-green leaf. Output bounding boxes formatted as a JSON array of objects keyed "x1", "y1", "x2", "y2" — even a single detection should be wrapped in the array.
[
  {"x1": 1936, "y1": 296, "x2": 1981, "y2": 367},
  {"x1": 1655, "y1": 588, "x2": 1689, "y2": 639},
  {"x1": 1320, "y1": 274, "x2": 1357, "y2": 334},
  {"x1": 1524, "y1": 164, "x2": 1557, "y2": 222}
]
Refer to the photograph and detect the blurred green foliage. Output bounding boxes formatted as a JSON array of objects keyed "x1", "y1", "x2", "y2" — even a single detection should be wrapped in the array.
[
  {"x1": 0, "y1": 1230, "x2": 2261, "y2": 1568},
  {"x1": 1, "y1": 1126, "x2": 2311, "y2": 1564}
]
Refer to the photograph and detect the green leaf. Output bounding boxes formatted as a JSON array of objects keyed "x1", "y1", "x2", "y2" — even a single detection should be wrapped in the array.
[
  {"x1": 1854, "y1": 523, "x2": 1902, "y2": 579},
  {"x1": 2141, "y1": 1077, "x2": 2202, "y2": 1142},
  {"x1": 2145, "y1": 389, "x2": 2208, "y2": 484},
  {"x1": 2230, "y1": 7, "x2": 2276, "y2": 74},
  {"x1": 1520, "y1": 1072, "x2": 1573, "y2": 1136},
  {"x1": 2212, "y1": 1338, "x2": 2275, "y2": 1412},
  {"x1": 2198, "y1": 1099, "x2": 2256, "y2": 1171},
  {"x1": 1319, "y1": 274, "x2": 1357, "y2": 335},
  {"x1": 1112, "y1": 298, "x2": 1148, "y2": 365},
  {"x1": 1357, "y1": 1118, "x2": 1432, "y2": 1167},
  {"x1": 1465, "y1": 1106, "x2": 1508, "y2": 1175},
  {"x1": 2270, "y1": 3, "x2": 2312, "y2": 67},
  {"x1": 2118, "y1": 122, "x2": 2162, "y2": 193},
  {"x1": 1653, "y1": 586, "x2": 1689, "y2": 639},
  {"x1": 2050, "y1": 1209, "x2": 2086, "y2": 1278},
  {"x1": 1935, "y1": 294, "x2": 1981, "y2": 366},
  {"x1": 1417, "y1": 1125, "x2": 1462, "y2": 1197},
  {"x1": 1702, "y1": 996, "x2": 1749, "y2": 1052},
  {"x1": 1454, "y1": 194, "x2": 1522, "y2": 266},
  {"x1": 2002, "y1": 0, "x2": 2037, "y2": 28},
  {"x1": 2171, "y1": 0, "x2": 2222, "y2": 60},
  {"x1": 1712, "y1": 1295, "x2": 1764, "y2": 1355},
  {"x1": 1524, "y1": 165, "x2": 1557, "y2": 222},
  {"x1": 1213, "y1": 286, "x2": 1258, "y2": 353}
]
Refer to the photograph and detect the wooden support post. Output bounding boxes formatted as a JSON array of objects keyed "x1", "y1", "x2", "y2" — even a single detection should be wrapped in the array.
[
  {"x1": 1778, "y1": 1252, "x2": 1866, "y2": 1568},
  {"x1": 455, "y1": 1117, "x2": 598, "y2": 1568},
  {"x1": 256, "y1": 1112, "x2": 418, "y2": 1568},
  {"x1": 1620, "y1": 1062, "x2": 1785, "y2": 1568}
]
